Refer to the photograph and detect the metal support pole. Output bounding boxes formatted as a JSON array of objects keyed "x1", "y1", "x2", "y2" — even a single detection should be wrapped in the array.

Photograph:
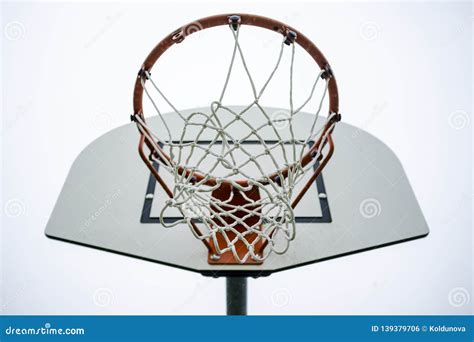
[{"x1": 226, "y1": 277, "x2": 247, "y2": 315}]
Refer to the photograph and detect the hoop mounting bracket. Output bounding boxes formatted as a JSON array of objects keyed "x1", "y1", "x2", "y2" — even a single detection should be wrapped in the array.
[
  {"x1": 138, "y1": 68, "x2": 150, "y2": 80},
  {"x1": 331, "y1": 112, "x2": 342, "y2": 122},
  {"x1": 321, "y1": 64, "x2": 333, "y2": 80},
  {"x1": 284, "y1": 30, "x2": 297, "y2": 45}
]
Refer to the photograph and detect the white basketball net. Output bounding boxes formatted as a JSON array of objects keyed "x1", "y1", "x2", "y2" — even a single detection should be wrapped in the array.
[{"x1": 134, "y1": 25, "x2": 336, "y2": 263}]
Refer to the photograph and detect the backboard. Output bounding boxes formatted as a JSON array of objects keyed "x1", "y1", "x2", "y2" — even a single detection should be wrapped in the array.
[{"x1": 45, "y1": 106, "x2": 429, "y2": 278}]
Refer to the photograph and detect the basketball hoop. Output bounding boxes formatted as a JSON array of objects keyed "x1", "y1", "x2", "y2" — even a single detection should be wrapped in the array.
[{"x1": 131, "y1": 13, "x2": 341, "y2": 265}]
